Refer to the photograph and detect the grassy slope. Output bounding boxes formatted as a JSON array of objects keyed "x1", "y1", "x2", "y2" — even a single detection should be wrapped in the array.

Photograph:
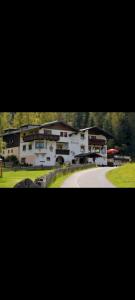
[
  {"x1": 106, "y1": 163, "x2": 135, "y2": 188},
  {"x1": 0, "y1": 169, "x2": 51, "y2": 188}
]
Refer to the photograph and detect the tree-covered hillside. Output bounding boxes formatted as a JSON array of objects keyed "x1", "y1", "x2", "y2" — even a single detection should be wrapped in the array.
[{"x1": 0, "y1": 112, "x2": 135, "y2": 156}]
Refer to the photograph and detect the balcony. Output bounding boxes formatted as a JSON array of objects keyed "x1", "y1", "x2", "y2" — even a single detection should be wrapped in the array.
[
  {"x1": 23, "y1": 133, "x2": 60, "y2": 142},
  {"x1": 89, "y1": 138, "x2": 106, "y2": 146},
  {"x1": 56, "y1": 149, "x2": 70, "y2": 155}
]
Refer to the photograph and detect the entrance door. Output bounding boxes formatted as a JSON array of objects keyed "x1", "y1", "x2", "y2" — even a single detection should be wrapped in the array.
[{"x1": 56, "y1": 156, "x2": 64, "y2": 165}]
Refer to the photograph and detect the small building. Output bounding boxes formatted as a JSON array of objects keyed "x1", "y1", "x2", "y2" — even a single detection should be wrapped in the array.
[
  {"x1": 0, "y1": 121, "x2": 113, "y2": 167},
  {"x1": 108, "y1": 155, "x2": 131, "y2": 166}
]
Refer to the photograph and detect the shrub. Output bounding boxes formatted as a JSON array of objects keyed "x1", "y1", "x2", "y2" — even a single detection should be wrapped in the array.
[{"x1": 5, "y1": 155, "x2": 19, "y2": 166}]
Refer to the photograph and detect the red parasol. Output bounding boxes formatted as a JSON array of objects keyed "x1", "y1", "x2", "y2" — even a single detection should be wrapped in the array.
[{"x1": 107, "y1": 149, "x2": 119, "y2": 155}]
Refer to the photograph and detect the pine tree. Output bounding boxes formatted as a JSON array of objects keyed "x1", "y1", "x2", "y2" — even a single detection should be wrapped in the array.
[{"x1": 74, "y1": 112, "x2": 84, "y2": 128}]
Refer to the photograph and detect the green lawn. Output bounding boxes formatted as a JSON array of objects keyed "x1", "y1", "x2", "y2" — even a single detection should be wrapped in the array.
[
  {"x1": 48, "y1": 172, "x2": 74, "y2": 188},
  {"x1": 107, "y1": 163, "x2": 135, "y2": 188},
  {"x1": 0, "y1": 169, "x2": 52, "y2": 188}
]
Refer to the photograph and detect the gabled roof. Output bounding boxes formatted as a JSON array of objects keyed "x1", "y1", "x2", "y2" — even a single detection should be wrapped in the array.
[
  {"x1": 0, "y1": 120, "x2": 78, "y2": 137},
  {"x1": 80, "y1": 126, "x2": 113, "y2": 139},
  {"x1": 0, "y1": 122, "x2": 113, "y2": 139},
  {"x1": 39, "y1": 120, "x2": 78, "y2": 132},
  {"x1": 20, "y1": 124, "x2": 40, "y2": 128},
  {"x1": 0, "y1": 129, "x2": 20, "y2": 137},
  {"x1": 4, "y1": 128, "x2": 18, "y2": 132}
]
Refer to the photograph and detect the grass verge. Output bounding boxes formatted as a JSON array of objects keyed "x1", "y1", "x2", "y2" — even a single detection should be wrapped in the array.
[
  {"x1": 0, "y1": 169, "x2": 52, "y2": 188},
  {"x1": 48, "y1": 164, "x2": 96, "y2": 188},
  {"x1": 48, "y1": 172, "x2": 75, "y2": 188},
  {"x1": 106, "y1": 163, "x2": 135, "y2": 188}
]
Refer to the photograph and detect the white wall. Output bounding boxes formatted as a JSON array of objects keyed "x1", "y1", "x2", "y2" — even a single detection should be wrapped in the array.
[
  {"x1": 34, "y1": 140, "x2": 56, "y2": 166},
  {"x1": 39, "y1": 128, "x2": 81, "y2": 164},
  {"x1": 19, "y1": 128, "x2": 108, "y2": 166},
  {"x1": 20, "y1": 139, "x2": 57, "y2": 166}
]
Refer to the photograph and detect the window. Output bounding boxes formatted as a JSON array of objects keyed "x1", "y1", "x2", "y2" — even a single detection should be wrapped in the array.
[
  {"x1": 8, "y1": 150, "x2": 10, "y2": 154},
  {"x1": 89, "y1": 146, "x2": 92, "y2": 152},
  {"x1": 61, "y1": 132, "x2": 67, "y2": 137},
  {"x1": 11, "y1": 149, "x2": 13, "y2": 153},
  {"x1": 35, "y1": 141, "x2": 44, "y2": 149},
  {"x1": 29, "y1": 144, "x2": 32, "y2": 150},
  {"x1": 47, "y1": 157, "x2": 50, "y2": 161},
  {"x1": 56, "y1": 142, "x2": 69, "y2": 150},
  {"x1": 80, "y1": 145, "x2": 85, "y2": 152},
  {"x1": 21, "y1": 158, "x2": 26, "y2": 164},
  {"x1": 23, "y1": 145, "x2": 26, "y2": 151},
  {"x1": 81, "y1": 133, "x2": 85, "y2": 140},
  {"x1": 101, "y1": 147, "x2": 106, "y2": 155}
]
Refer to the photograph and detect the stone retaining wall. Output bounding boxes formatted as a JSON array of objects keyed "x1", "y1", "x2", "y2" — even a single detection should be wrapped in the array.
[{"x1": 34, "y1": 164, "x2": 96, "y2": 188}]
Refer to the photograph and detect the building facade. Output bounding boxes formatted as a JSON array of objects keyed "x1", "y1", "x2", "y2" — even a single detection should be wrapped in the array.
[{"x1": 0, "y1": 121, "x2": 113, "y2": 166}]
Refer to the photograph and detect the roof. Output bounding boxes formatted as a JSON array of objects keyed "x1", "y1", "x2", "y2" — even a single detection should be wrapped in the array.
[
  {"x1": 0, "y1": 129, "x2": 20, "y2": 137},
  {"x1": 75, "y1": 152, "x2": 103, "y2": 158},
  {"x1": 0, "y1": 122, "x2": 113, "y2": 139},
  {"x1": 4, "y1": 128, "x2": 18, "y2": 132},
  {"x1": 0, "y1": 120, "x2": 78, "y2": 137},
  {"x1": 80, "y1": 126, "x2": 113, "y2": 139},
  {"x1": 0, "y1": 125, "x2": 40, "y2": 137},
  {"x1": 20, "y1": 124, "x2": 41, "y2": 128},
  {"x1": 39, "y1": 120, "x2": 78, "y2": 132}
]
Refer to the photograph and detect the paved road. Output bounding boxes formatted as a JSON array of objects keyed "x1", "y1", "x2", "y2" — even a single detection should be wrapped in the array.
[{"x1": 61, "y1": 167, "x2": 115, "y2": 188}]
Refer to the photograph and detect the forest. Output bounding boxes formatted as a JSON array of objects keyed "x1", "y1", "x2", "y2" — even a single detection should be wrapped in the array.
[{"x1": 0, "y1": 112, "x2": 135, "y2": 157}]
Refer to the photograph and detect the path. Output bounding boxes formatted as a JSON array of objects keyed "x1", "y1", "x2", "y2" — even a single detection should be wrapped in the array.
[{"x1": 61, "y1": 167, "x2": 115, "y2": 188}]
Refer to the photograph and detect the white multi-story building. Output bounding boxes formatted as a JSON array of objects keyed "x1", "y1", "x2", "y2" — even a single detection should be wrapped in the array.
[{"x1": 0, "y1": 121, "x2": 113, "y2": 166}]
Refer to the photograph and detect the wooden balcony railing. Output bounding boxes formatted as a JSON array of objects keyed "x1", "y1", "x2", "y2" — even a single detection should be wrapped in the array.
[
  {"x1": 23, "y1": 134, "x2": 60, "y2": 142},
  {"x1": 89, "y1": 138, "x2": 106, "y2": 146}
]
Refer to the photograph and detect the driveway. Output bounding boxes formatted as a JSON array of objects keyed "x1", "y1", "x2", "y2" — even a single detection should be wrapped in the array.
[{"x1": 61, "y1": 167, "x2": 115, "y2": 188}]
